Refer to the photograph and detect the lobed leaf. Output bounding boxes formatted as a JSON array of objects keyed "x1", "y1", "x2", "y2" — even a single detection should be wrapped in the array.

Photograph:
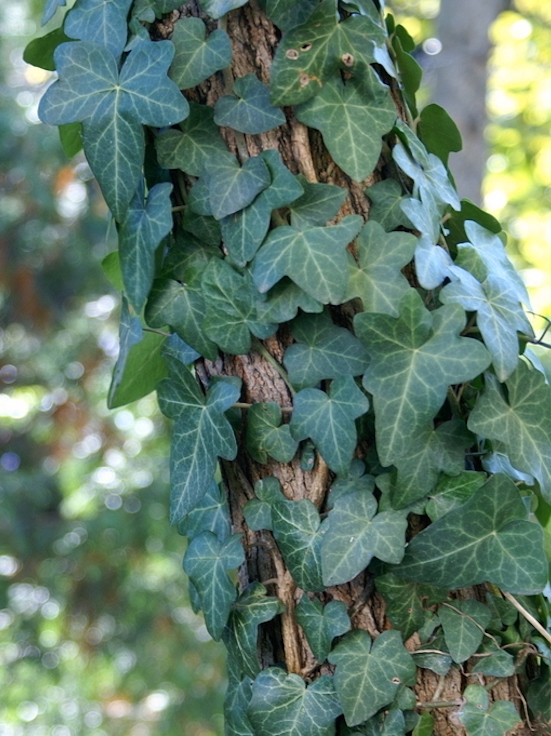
[{"x1": 170, "y1": 17, "x2": 232, "y2": 89}]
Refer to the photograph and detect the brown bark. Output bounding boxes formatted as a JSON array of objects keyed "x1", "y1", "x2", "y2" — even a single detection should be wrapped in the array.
[{"x1": 156, "y1": 3, "x2": 530, "y2": 733}]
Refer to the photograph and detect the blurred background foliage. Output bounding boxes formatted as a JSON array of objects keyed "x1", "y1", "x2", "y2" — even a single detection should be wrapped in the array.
[{"x1": 0, "y1": 1, "x2": 550, "y2": 735}]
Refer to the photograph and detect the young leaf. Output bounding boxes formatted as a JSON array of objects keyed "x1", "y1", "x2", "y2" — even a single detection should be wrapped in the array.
[
  {"x1": 328, "y1": 629, "x2": 416, "y2": 726},
  {"x1": 417, "y1": 103, "x2": 462, "y2": 165},
  {"x1": 468, "y1": 361, "x2": 551, "y2": 503},
  {"x1": 290, "y1": 375, "x2": 369, "y2": 476},
  {"x1": 157, "y1": 365, "x2": 241, "y2": 523},
  {"x1": 295, "y1": 597, "x2": 350, "y2": 662},
  {"x1": 321, "y1": 489, "x2": 407, "y2": 586},
  {"x1": 247, "y1": 668, "x2": 342, "y2": 736},
  {"x1": 118, "y1": 180, "x2": 173, "y2": 312},
  {"x1": 204, "y1": 152, "x2": 271, "y2": 220},
  {"x1": 296, "y1": 67, "x2": 396, "y2": 182},
  {"x1": 355, "y1": 289, "x2": 491, "y2": 468},
  {"x1": 246, "y1": 403, "x2": 298, "y2": 464},
  {"x1": 458, "y1": 685, "x2": 521, "y2": 736},
  {"x1": 64, "y1": 0, "x2": 133, "y2": 59},
  {"x1": 38, "y1": 41, "x2": 188, "y2": 220},
  {"x1": 169, "y1": 17, "x2": 232, "y2": 89},
  {"x1": 24, "y1": 27, "x2": 73, "y2": 71},
  {"x1": 214, "y1": 74, "x2": 286, "y2": 134},
  {"x1": 183, "y1": 531, "x2": 244, "y2": 640},
  {"x1": 284, "y1": 312, "x2": 370, "y2": 389},
  {"x1": 396, "y1": 473, "x2": 547, "y2": 595},
  {"x1": 253, "y1": 215, "x2": 363, "y2": 304},
  {"x1": 439, "y1": 600, "x2": 491, "y2": 663},
  {"x1": 365, "y1": 178, "x2": 414, "y2": 232}
]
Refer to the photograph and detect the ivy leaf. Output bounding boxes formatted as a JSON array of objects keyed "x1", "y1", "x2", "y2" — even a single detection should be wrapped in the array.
[
  {"x1": 155, "y1": 102, "x2": 228, "y2": 177},
  {"x1": 458, "y1": 685, "x2": 521, "y2": 736},
  {"x1": 439, "y1": 600, "x2": 491, "y2": 663},
  {"x1": 258, "y1": 279, "x2": 323, "y2": 324},
  {"x1": 242, "y1": 476, "x2": 282, "y2": 532},
  {"x1": 183, "y1": 531, "x2": 244, "y2": 640},
  {"x1": 221, "y1": 150, "x2": 304, "y2": 267},
  {"x1": 470, "y1": 647, "x2": 516, "y2": 678},
  {"x1": 365, "y1": 178, "x2": 414, "y2": 232},
  {"x1": 224, "y1": 677, "x2": 254, "y2": 736},
  {"x1": 65, "y1": 0, "x2": 133, "y2": 59},
  {"x1": 295, "y1": 597, "x2": 350, "y2": 662},
  {"x1": 118, "y1": 180, "x2": 173, "y2": 312},
  {"x1": 169, "y1": 17, "x2": 232, "y2": 89},
  {"x1": 411, "y1": 713, "x2": 435, "y2": 736},
  {"x1": 426, "y1": 471, "x2": 487, "y2": 522},
  {"x1": 441, "y1": 265, "x2": 531, "y2": 381},
  {"x1": 265, "y1": 0, "x2": 318, "y2": 32},
  {"x1": 201, "y1": 259, "x2": 276, "y2": 355},
  {"x1": 328, "y1": 629, "x2": 416, "y2": 727},
  {"x1": 39, "y1": 41, "x2": 188, "y2": 220},
  {"x1": 395, "y1": 473, "x2": 547, "y2": 595},
  {"x1": 413, "y1": 234, "x2": 453, "y2": 290},
  {"x1": 376, "y1": 573, "x2": 447, "y2": 641},
  {"x1": 321, "y1": 490, "x2": 407, "y2": 586},
  {"x1": 253, "y1": 215, "x2": 363, "y2": 304},
  {"x1": 177, "y1": 480, "x2": 231, "y2": 543},
  {"x1": 417, "y1": 103, "x2": 462, "y2": 165},
  {"x1": 157, "y1": 365, "x2": 240, "y2": 523},
  {"x1": 345, "y1": 221, "x2": 416, "y2": 316},
  {"x1": 296, "y1": 68, "x2": 396, "y2": 181},
  {"x1": 355, "y1": 289, "x2": 491, "y2": 468},
  {"x1": 284, "y1": 312, "x2": 369, "y2": 390},
  {"x1": 197, "y1": 0, "x2": 249, "y2": 20},
  {"x1": 246, "y1": 403, "x2": 298, "y2": 464},
  {"x1": 204, "y1": 152, "x2": 271, "y2": 220},
  {"x1": 224, "y1": 583, "x2": 285, "y2": 678},
  {"x1": 24, "y1": 27, "x2": 73, "y2": 72},
  {"x1": 365, "y1": 710, "x2": 407, "y2": 736},
  {"x1": 467, "y1": 361, "x2": 551, "y2": 503},
  {"x1": 270, "y1": 0, "x2": 384, "y2": 106},
  {"x1": 527, "y1": 668, "x2": 551, "y2": 724},
  {"x1": 290, "y1": 375, "x2": 369, "y2": 475},
  {"x1": 247, "y1": 668, "x2": 342, "y2": 736},
  {"x1": 400, "y1": 196, "x2": 440, "y2": 243},
  {"x1": 288, "y1": 177, "x2": 347, "y2": 229},
  {"x1": 215, "y1": 74, "x2": 286, "y2": 134},
  {"x1": 42, "y1": 0, "x2": 67, "y2": 25}
]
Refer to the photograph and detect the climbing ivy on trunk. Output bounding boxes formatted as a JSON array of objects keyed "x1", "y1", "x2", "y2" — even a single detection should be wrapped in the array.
[{"x1": 28, "y1": 1, "x2": 551, "y2": 734}]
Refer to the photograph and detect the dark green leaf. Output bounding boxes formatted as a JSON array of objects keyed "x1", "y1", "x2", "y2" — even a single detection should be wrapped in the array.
[
  {"x1": 321, "y1": 490, "x2": 407, "y2": 585},
  {"x1": 471, "y1": 648, "x2": 516, "y2": 678},
  {"x1": 215, "y1": 74, "x2": 286, "y2": 134},
  {"x1": 258, "y1": 279, "x2": 323, "y2": 323},
  {"x1": 295, "y1": 596, "x2": 350, "y2": 662},
  {"x1": 439, "y1": 600, "x2": 491, "y2": 663},
  {"x1": 391, "y1": 30, "x2": 421, "y2": 115},
  {"x1": 527, "y1": 668, "x2": 551, "y2": 724},
  {"x1": 177, "y1": 480, "x2": 231, "y2": 542},
  {"x1": 365, "y1": 178, "x2": 414, "y2": 232},
  {"x1": 329, "y1": 629, "x2": 416, "y2": 726},
  {"x1": 205, "y1": 152, "x2": 271, "y2": 220},
  {"x1": 265, "y1": 0, "x2": 318, "y2": 31},
  {"x1": 59, "y1": 122, "x2": 83, "y2": 157},
  {"x1": 376, "y1": 573, "x2": 447, "y2": 641},
  {"x1": 24, "y1": 27, "x2": 72, "y2": 71},
  {"x1": 288, "y1": 177, "x2": 347, "y2": 229},
  {"x1": 224, "y1": 677, "x2": 254, "y2": 736},
  {"x1": 446, "y1": 199, "x2": 501, "y2": 246},
  {"x1": 396, "y1": 473, "x2": 547, "y2": 595},
  {"x1": 365, "y1": 709, "x2": 407, "y2": 736},
  {"x1": 183, "y1": 531, "x2": 244, "y2": 640},
  {"x1": 426, "y1": 471, "x2": 487, "y2": 522},
  {"x1": 169, "y1": 17, "x2": 232, "y2": 89},
  {"x1": 418, "y1": 103, "x2": 462, "y2": 164},
  {"x1": 458, "y1": 684, "x2": 521, "y2": 736},
  {"x1": 296, "y1": 67, "x2": 396, "y2": 181},
  {"x1": 247, "y1": 668, "x2": 342, "y2": 736},
  {"x1": 246, "y1": 402, "x2": 298, "y2": 464}
]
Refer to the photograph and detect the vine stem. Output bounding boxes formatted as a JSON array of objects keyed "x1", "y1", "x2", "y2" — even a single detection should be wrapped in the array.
[
  {"x1": 233, "y1": 401, "x2": 292, "y2": 412},
  {"x1": 502, "y1": 591, "x2": 551, "y2": 646},
  {"x1": 251, "y1": 337, "x2": 296, "y2": 396},
  {"x1": 143, "y1": 327, "x2": 171, "y2": 337}
]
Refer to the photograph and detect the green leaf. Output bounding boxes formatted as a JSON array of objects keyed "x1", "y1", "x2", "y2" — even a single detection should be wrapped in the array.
[
  {"x1": 426, "y1": 471, "x2": 487, "y2": 521},
  {"x1": 224, "y1": 583, "x2": 285, "y2": 678},
  {"x1": 253, "y1": 215, "x2": 363, "y2": 304},
  {"x1": 201, "y1": 259, "x2": 276, "y2": 355},
  {"x1": 365, "y1": 709, "x2": 407, "y2": 736},
  {"x1": 270, "y1": 0, "x2": 384, "y2": 106},
  {"x1": 296, "y1": 67, "x2": 396, "y2": 181},
  {"x1": 527, "y1": 667, "x2": 551, "y2": 724},
  {"x1": 470, "y1": 647, "x2": 516, "y2": 678},
  {"x1": 59, "y1": 122, "x2": 83, "y2": 157},
  {"x1": 215, "y1": 74, "x2": 286, "y2": 134},
  {"x1": 242, "y1": 476, "x2": 282, "y2": 532},
  {"x1": 284, "y1": 312, "x2": 369, "y2": 390},
  {"x1": 39, "y1": 41, "x2": 188, "y2": 221},
  {"x1": 246, "y1": 403, "x2": 298, "y2": 464},
  {"x1": 157, "y1": 364, "x2": 240, "y2": 522},
  {"x1": 146, "y1": 278, "x2": 219, "y2": 361},
  {"x1": 155, "y1": 102, "x2": 228, "y2": 177},
  {"x1": 396, "y1": 473, "x2": 547, "y2": 595},
  {"x1": 458, "y1": 684, "x2": 521, "y2": 736},
  {"x1": 295, "y1": 596, "x2": 350, "y2": 662},
  {"x1": 247, "y1": 668, "x2": 342, "y2": 736},
  {"x1": 265, "y1": 0, "x2": 318, "y2": 32},
  {"x1": 177, "y1": 480, "x2": 231, "y2": 542},
  {"x1": 183, "y1": 531, "x2": 244, "y2": 640},
  {"x1": 418, "y1": 103, "x2": 462, "y2": 165},
  {"x1": 197, "y1": 0, "x2": 248, "y2": 20},
  {"x1": 467, "y1": 361, "x2": 551, "y2": 503},
  {"x1": 328, "y1": 629, "x2": 416, "y2": 727},
  {"x1": 204, "y1": 152, "x2": 271, "y2": 220},
  {"x1": 446, "y1": 199, "x2": 501, "y2": 246},
  {"x1": 288, "y1": 177, "x2": 347, "y2": 229},
  {"x1": 258, "y1": 279, "x2": 323, "y2": 323},
  {"x1": 224, "y1": 677, "x2": 254, "y2": 736},
  {"x1": 376, "y1": 573, "x2": 447, "y2": 640},
  {"x1": 24, "y1": 27, "x2": 72, "y2": 71},
  {"x1": 169, "y1": 17, "x2": 232, "y2": 89},
  {"x1": 321, "y1": 490, "x2": 407, "y2": 586},
  {"x1": 365, "y1": 178, "x2": 414, "y2": 232},
  {"x1": 290, "y1": 375, "x2": 369, "y2": 475},
  {"x1": 391, "y1": 32, "x2": 421, "y2": 116},
  {"x1": 355, "y1": 289, "x2": 491, "y2": 468},
  {"x1": 42, "y1": 0, "x2": 67, "y2": 25},
  {"x1": 118, "y1": 180, "x2": 173, "y2": 312},
  {"x1": 441, "y1": 265, "x2": 531, "y2": 381},
  {"x1": 65, "y1": 0, "x2": 133, "y2": 59},
  {"x1": 411, "y1": 713, "x2": 435, "y2": 736},
  {"x1": 439, "y1": 600, "x2": 491, "y2": 663},
  {"x1": 108, "y1": 298, "x2": 169, "y2": 408},
  {"x1": 221, "y1": 150, "x2": 304, "y2": 266},
  {"x1": 345, "y1": 221, "x2": 416, "y2": 316}
]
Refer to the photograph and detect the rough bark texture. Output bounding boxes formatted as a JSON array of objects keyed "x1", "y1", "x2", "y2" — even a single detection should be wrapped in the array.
[{"x1": 156, "y1": 3, "x2": 531, "y2": 733}]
